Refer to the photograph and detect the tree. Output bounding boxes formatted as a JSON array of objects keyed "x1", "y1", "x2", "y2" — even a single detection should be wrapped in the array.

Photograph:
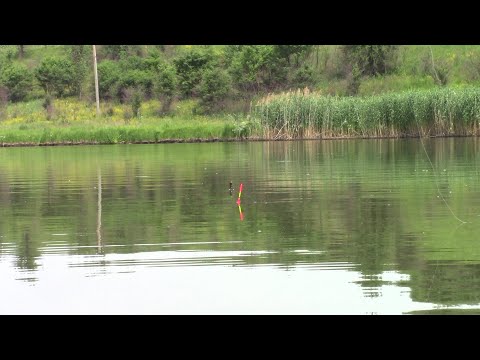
[
  {"x1": 225, "y1": 45, "x2": 311, "y2": 92},
  {"x1": 155, "y1": 62, "x2": 177, "y2": 114},
  {"x1": 100, "y1": 45, "x2": 142, "y2": 60},
  {"x1": 35, "y1": 57, "x2": 75, "y2": 97},
  {"x1": 225, "y1": 45, "x2": 274, "y2": 92},
  {"x1": 0, "y1": 63, "x2": 33, "y2": 102},
  {"x1": 273, "y1": 45, "x2": 313, "y2": 66},
  {"x1": 97, "y1": 60, "x2": 121, "y2": 100},
  {"x1": 173, "y1": 48, "x2": 216, "y2": 97},
  {"x1": 198, "y1": 67, "x2": 232, "y2": 113},
  {"x1": 67, "y1": 45, "x2": 90, "y2": 97},
  {"x1": 342, "y1": 45, "x2": 398, "y2": 76}
]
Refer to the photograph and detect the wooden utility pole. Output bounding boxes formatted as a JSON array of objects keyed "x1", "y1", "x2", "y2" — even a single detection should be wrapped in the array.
[
  {"x1": 93, "y1": 45, "x2": 100, "y2": 116},
  {"x1": 96, "y1": 167, "x2": 103, "y2": 253}
]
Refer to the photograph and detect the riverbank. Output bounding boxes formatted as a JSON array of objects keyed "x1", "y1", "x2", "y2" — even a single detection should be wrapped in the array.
[
  {"x1": 2, "y1": 133, "x2": 477, "y2": 147},
  {"x1": 2, "y1": 86, "x2": 480, "y2": 147}
]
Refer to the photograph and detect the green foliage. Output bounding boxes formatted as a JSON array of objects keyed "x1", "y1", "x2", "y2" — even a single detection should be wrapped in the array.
[
  {"x1": 358, "y1": 74, "x2": 435, "y2": 96},
  {"x1": 253, "y1": 86, "x2": 480, "y2": 138},
  {"x1": 0, "y1": 46, "x2": 18, "y2": 61},
  {"x1": 173, "y1": 48, "x2": 216, "y2": 97},
  {"x1": 0, "y1": 63, "x2": 33, "y2": 102},
  {"x1": 97, "y1": 56, "x2": 155, "y2": 101},
  {"x1": 420, "y1": 49, "x2": 454, "y2": 86},
  {"x1": 131, "y1": 89, "x2": 142, "y2": 118},
  {"x1": 119, "y1": 69, "x2": 154, "y2": 99},
  {"x1": 273, "y1": 45, "x2": 313, "y2": 66},
  {"x1": 291, "y1": 64, "x2": 315, "y2": 88},
  {"x1": 143, "y1": 51, "x2": 164, "y2": 71},
  {"x1": 6, "y1": 45, "x2": 480, "y2": 121},
  {"x1": 228, "y1": 114, "x2": 253, "y2": 138},
  {"x1": 198, "y1": 67, "x2": 231, "y2": 113},
  {"x1": 225, "y1": 45, "x2": 314, "y2": 92},
  {"x1": 97, "y1": 60, "x2": 122, "y2": 99},
  {"x1": 155, "y1": 62, "x2": 177, "y2": 98},
  {"x1": 35, "y1": 57, "x2": 75, "y2": 97},
  {"x1": 342, "y1": 45, "x2": 399, "y2": 76},
  {"x1": 462, "y1": 51, "x2": 480, "y2": 82},
  {"x1": 101, "y1": 45, "x2": 128, "y2": 60},
  {"x1": 67, "y1": 45, "x2": 90, "y2": 97},
  {"x1": 347, "y1": 64, "x2": 362, "y2": 95},
  {"x1": 225, "y1": 45, "x2": 275, "y2": 91},
  {"x1": 100, "y1": 45, "x2": 143, "y2": 60},
  {"x1": 155, "y1": 62, "x2": 177, "y2": 114}
]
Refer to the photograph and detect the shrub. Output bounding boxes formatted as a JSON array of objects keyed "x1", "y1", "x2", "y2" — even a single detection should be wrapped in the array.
[
  {"x1": 97, "y1": 60, "x2": 122, "y2": 100},
  {"x1": 35, "y1": 57, "x2": 75, "y2": 97},
  {"x1": 155, "y1": 62, "x2": 177, "y2": 114},
  {"x1": 225, "y1": 45, "x2": 315, "y2": 92},
  {"x1": 173, "y1": 48, "x2": 216, "y2": 97},
  {"x1": 118, "y1": 69, "x2": 154, "y2": 98},
  {"x1": 0, "y1": 63, "x2": 33, "y2": 102},
  {"x1": 198, "y1": 67, "x2": 232, "y2": 113},
  {"x1": 291, "y1": 64, "x2": 315, "y2": 88},
  {"x1": 226, "y1": 45, "x2": 274, "y2": 92},
  {"x1": 131, "y1": 89, "x2": 142, "y2": 117},
  {"x1": 341, "y1": 45, "x2": 399, "y2": 76},
  {"x1": 67, "y1": 45, "x2": 90, "y2": 97},
  {"x1": 100, "y1": 45, "x2": 142, "y2": 60}
]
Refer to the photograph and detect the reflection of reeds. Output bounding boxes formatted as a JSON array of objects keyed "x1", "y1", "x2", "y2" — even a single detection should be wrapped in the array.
[{"x1": 252, "y1": 87, "x2": 480, "y2": 139}]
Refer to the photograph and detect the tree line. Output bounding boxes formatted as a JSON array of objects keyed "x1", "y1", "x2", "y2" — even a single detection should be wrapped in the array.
[{"x1": 0, "y1": 45, "x2": 400, "y2": 114}]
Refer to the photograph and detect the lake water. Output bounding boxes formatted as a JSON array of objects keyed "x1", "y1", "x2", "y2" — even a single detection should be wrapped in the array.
[{"x1": 2, "y1": 139, "x2": 480, "y2": 314}]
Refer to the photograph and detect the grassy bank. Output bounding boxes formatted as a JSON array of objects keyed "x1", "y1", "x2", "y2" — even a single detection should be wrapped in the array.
[
  {"x1": 0, "y1": 122, "x2": 236, "y2": 146},
  {"x1": 252, "y1": 86, "x2": 480, "y2": 139},
  {"x1": 0, "y1": 98, "x2": 241, "y2": 146},
  {"x1": 3, "y1": 86, "x2": 480, "y2": 145}
]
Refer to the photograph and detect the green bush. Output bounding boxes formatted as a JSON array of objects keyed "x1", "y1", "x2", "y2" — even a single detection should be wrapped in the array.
[
  {"x1": 291, "y1": 64, "x2": 315, "y2": 88},
  {"x1": 67, "y1": 45, "x2": 90, "y2": 97},
  {"x1": 97, "y1": 60, "x2": 122, "y2": 100},
  {"x1": 226, "y1": 45, "x2": 274, "y2": 92},
  {"x1": 273, "y1": 45, "x2": 314, "y2": 66},
  {"x1": 98, "y1": 57, "x2": 155, "y2": 101},
  {"x1": 131, "y1": 89, "x2": 142, "y2": 118},
  {"x1": 0, "y1": 63, "x2": 33, "y2": 102},
  {"x1": 342, "y1": 45, "x2": 399, "y2": 76},
  {"x1": 119, "y1": 69, "x2": 154, "y2": 98},
  {"x1": 225, "y1": 45, "x2": 311, "y2": 92},
  {"x1": 155, "y1": 62, "x2": 177, "y2": 114},
  {"x1": 198, "y1": 67, "x2": 232, "y2": 113},
  {"x1": 35, "y1": 57, "x2": 75, "y2": 97},
  {"x1": 173, "y1": 48, "x2": 216, "y2": 97},
  {"x1": 0, "y1": 46, "x2": 18, "y2": 61},
  {"x1": 100, "y1": 45, "x2": 142, "y2": 60}
]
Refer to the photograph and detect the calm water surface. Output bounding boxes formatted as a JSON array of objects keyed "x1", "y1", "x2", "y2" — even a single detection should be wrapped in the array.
[{"x1": 2, "y1": 139, "x2": 480, "y2": 314}]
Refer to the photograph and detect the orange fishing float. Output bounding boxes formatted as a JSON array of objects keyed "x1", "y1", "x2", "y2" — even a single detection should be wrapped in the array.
[{"x1": 236, "y1": 183, "x2": 243, "y2": 205}]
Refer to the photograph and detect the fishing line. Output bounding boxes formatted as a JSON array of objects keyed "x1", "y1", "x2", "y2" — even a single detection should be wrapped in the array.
[{"x1": 417, "y1": 129, "x2": 467, "y2": 224}]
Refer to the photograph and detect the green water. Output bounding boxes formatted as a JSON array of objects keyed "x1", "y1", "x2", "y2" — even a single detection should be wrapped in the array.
[{"x1": 1, "y1": 139, "x2": 480, "y2": 314}]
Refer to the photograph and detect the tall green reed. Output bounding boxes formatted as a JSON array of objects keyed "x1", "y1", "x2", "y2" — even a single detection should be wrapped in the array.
[{"x1": 252, "y1": 87, "x2": 480, "y2": 138}]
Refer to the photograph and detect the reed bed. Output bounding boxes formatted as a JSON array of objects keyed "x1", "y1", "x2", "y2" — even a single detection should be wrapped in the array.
[{"x1": 252, "y1": 87, "x2": 480, "y2": 139}]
